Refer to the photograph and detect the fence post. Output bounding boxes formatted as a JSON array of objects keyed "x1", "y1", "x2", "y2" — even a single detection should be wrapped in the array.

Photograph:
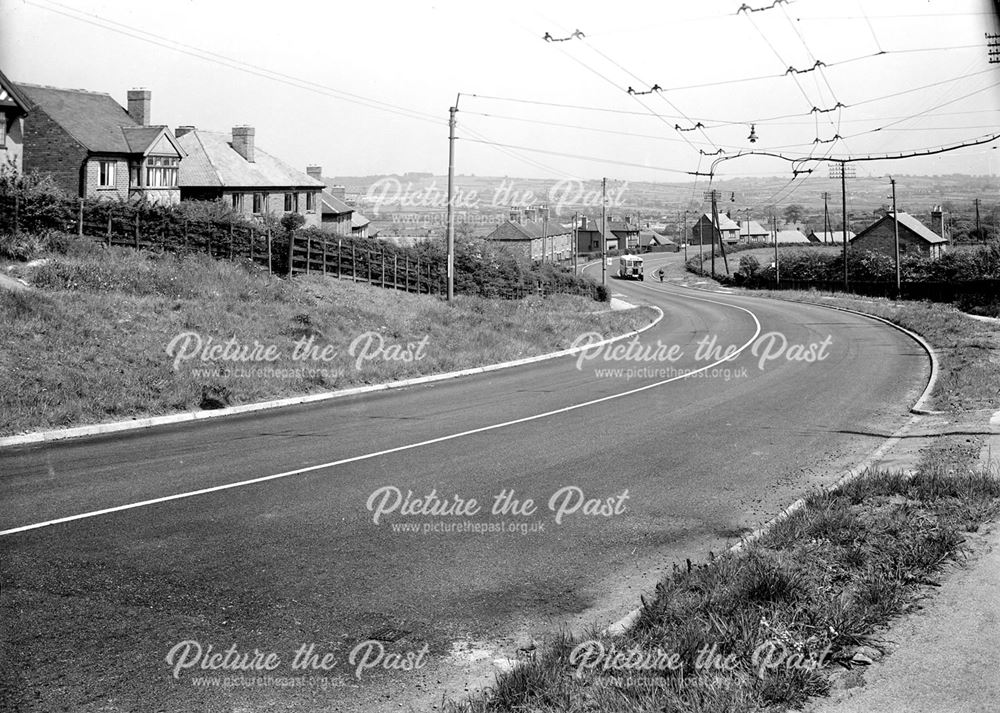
[
  {"x1": 322, "y1": 237, "x2": 328, "y2": 275},
  {"x1": 367, "y1": 248, "x2": 372, "y2": 283},
  {"x1": 337, "y1": 240, "x2": 342, "y2": 279},
  {"x1": 228, "y1": 220, "x2": 234, "y2": 260},
  {"x1": 207, "y1": 224, "x2": 213, "y2": 258},
  {"x1": 266, "y1": 228, "x2": 272, "y2": 275},
  {"x1": 405, "y1": 255, "x2": 410, "y2": 292},
  {"x1": 351, "y1": 243, "x2": 357, "y2": 282},
  {"x1": 416, "y1": 256, "x2": 421, "y2": 294},
  {"x1": 393, "y1": 254, "x2": 398, "y2": 290},
  {"x1": 134, "y1": 212, "x2": 140, "y2": 249},
  {"x1": 106, "y1": 213, "x2": 112, "y2": 247},
  {"x1": 306, "y1": 234, "x2": 311, "y2": 275},
  {"x1": 249, "y1": 227, "x2": 255, "y2": 263},
  {"x1": 78, "y1": 199, "x2": 84, "y2": 237},
  {"x1": 380, "y1": 250, "x2": 385, "y2": 288},
  {"x1": 286, "y1": 230, "x2": 295, "y2": 276},
  {"x1": 183, "y1": 219, "x2": 189, "y2": 252}
]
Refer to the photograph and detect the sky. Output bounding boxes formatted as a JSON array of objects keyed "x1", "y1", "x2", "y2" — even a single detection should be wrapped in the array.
[{"x1": 3, "y1": 0, "x2": 1000, "y2": 185}]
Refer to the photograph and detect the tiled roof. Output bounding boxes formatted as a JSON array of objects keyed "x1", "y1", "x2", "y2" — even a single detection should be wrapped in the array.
[
  {"x1": 775, "y1": 229, "x2": 810, "y2": 243},
  {"x1": 18, "y1": 83, "x2": 140, "y2": 153},
  {"x1": 488, "y1": 219, "x2": 572, "y2": 241},
  {"x1": 0, "y1": 69, "x2": 30, "y2": 113},
  {"x1": 810, "y1": 230, "x2": 856, "y2": 242},
  {"x1": 876, "y1": 212, "x2": 947, "y2": 244},
  {"x1": 700, "y1": 212, "x2": 740, "y2": 231},
  {"x1": 177, "y1": 130, "x2": 324, "y2": 189},
  {"x1": 122, "y1": 126, "x2": 166, "y2": 153},
  {"x1": 321, "y1": 190, "x2": 353, "y2": 215},
  {"x1": 351, "y1": 212, "x2": 370, "y2": 228},
  {"x1": 739, "y1": 220, "x2": 768, "y2": 236}
]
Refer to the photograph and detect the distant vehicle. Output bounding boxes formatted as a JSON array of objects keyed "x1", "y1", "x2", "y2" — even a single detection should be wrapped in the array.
[{"x1": 618, "y1": 255, "x2": 644, "y2": 280}]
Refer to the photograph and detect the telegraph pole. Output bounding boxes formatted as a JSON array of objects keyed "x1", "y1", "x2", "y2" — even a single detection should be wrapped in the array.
[
  {"x1": 681, "y1": 210, "x2": 688, "y2": 262},
  {"x1": 975, "y1": 197, "x2": 982, "y2": 240},
  {"x1": 572, "y1": 211, "x2": 579, "y2": 274},
  {"x1": 829, "y1": 161, "x2": 854, "y2": 291},
  {"x1": 601, "y1": 177, "x2": 607, "y2": 286},
  {"x1": 704, "y1": 189, "x2": 729, "y2": 276},
  {"x1": 772, "y1": 212, "x2": 779, "y2": 286},
  {"x1": 890, "y1": 177, "x2": 900, "y2": 296},
  {"x1": 445, "y1": 101, "x2": 458, "y2": 301},
  {"x1": 821, "y1": 191, "x2": 831, "y2": 243}
]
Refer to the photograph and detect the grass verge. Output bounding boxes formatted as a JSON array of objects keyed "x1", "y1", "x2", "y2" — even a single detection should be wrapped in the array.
[
  {"x1": 450, "y1": 468, "x2": 1000, "y2": 712},
  {"x1": 0, "y1": 249, "x2": 654, "y2": 436}
]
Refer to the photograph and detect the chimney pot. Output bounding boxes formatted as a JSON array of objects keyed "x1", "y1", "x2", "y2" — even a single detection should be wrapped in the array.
[
  {"x1": 232, "y1": 126, "x2": 255, "y2": 163},
  {"x1": 306, "y1": 165, "x2": 323, "y2": 180},
  {"x1": 175, "y1": 125, "x2": 196, "y2": 138},
  {"x1": 127, "y1": 88, "x2": 152, "y2": 126}
]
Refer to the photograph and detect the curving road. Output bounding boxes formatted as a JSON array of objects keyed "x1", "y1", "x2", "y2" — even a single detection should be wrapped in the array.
[{"x1": 0, "y1": 254, "x2": 929, "y2": 712}]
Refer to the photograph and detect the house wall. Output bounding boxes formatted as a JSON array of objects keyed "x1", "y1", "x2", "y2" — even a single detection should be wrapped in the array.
[
  {"x1": 83, "y1": 156, "x2": 129, "y2": 200},
  {"x1": 852, "y1": 220, "x2": 946, "y2": 258},
  {"x1": 188, "y1": 189, "x2": 322, "y2": 228},
  {"x1": 0, "y1": 113, "x2": 24, "y2": 173},
  {"x1": 529, "y1": 232, "x2": 573, "y2": 261},
  {"x1": 22, "y1": 106, "x2": 88, "y2": 195},
  {"x1": 321, "y1": 213, "x2": 352, "y2": 236}
]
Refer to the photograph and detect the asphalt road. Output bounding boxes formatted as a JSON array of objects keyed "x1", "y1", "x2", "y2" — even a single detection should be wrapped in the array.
[{"x1": 0, "y1": 257, "x2": 928, "y2": 712}]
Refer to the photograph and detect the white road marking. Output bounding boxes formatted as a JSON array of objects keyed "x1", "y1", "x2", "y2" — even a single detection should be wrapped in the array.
[{"x1": 1, "y1": 292, "x2": 762, "y2": 537}]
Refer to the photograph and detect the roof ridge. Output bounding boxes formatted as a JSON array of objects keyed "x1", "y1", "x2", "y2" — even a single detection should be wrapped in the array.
[
  {"x1": 193, "y1": 130, "x2": 225, "y2": 186},
  {"x1": 16, "y1": 81, "x2": 114, "y2": 97}
]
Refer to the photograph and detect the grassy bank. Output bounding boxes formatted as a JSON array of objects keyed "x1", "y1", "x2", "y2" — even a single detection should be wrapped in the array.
[
  {"x1": 452, "y1": 468, "x2": 1000, "y2": 712},
  {"x1": 0, "y1": 249, "x2": 655, "y2": 436}
]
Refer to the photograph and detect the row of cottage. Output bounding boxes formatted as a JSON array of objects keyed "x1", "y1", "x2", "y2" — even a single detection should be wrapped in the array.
[
  {"x1": 0, "y1": 70, "x2": 368, "y2": 237},
  {"x1": 487, "y1": 205, "x2": 949, "y2": 261}
]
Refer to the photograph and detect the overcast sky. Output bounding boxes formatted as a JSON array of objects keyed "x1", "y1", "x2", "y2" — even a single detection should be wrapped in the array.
[{"x1": 3, "y1": 0, "x2": 1000, "y2": 183}]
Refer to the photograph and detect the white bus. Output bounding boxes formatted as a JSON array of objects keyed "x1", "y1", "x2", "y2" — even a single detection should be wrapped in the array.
[{"x1": 618, "y1": 255, "x2": 644, "y2": 280}]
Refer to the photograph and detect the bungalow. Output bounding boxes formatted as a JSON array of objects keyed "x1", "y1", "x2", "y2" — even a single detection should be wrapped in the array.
[
  {"x1": 307, "y1": 166, "x2": 370, "y2": 238},
  {"x1": 0, "y1": 69, "x2": 29, "y2": 174},
  {"x1": 691, "y1": 212, "x2": 740, "y2": 245},
  {"x1": 485, "y1": 210, "x2": 573, "y2": 261},
  {"x1": 851, "y1": 211, "x2": 948, "y2": 258},
  {"x1": 808, "y1": 229, "x2": 855, "y2": 244},
  {"x1": 19, "y1": 84, "x2": 185, "y2": 204},
  {"x1": 176, "y1": 126, "x2": 323, "y2": 227},
  {"x1": 738, "y1": 219, "x2": 769, "y2": 243},
  {"x1": 639, "y1": 229, "x2": 679, "y2": 253}
]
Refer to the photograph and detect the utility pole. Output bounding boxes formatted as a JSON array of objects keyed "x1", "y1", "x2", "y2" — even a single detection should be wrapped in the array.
[
  {"x1": 821, "y1": 191, "x2": 831, "y2": 243},
  {"x1": 772, "y1": 212, "x2": 779, "y2": 286},
  {"x1": 890, "y1": 177, "x2": 900, "y2": 296},
  {"x1": 601, "y1": 177, "x2": 607, "y2": 287},
  {"x1": 830, "y1": 161, "x2": 854, "y2": 291},
  {"x1": 704, "y1": 189, "x2": 729, "y2": 276},
  {"x1": 572, "y1": 211, "x2": 578, "y2": 274},
  {"x1": 542, "y1": 205, "x2": 548, "y2": 264},
  {"x1": 445, "y1": 101, "x2": 458, "y2": 301},
  {"x1": 975, "y1": 197, "x2": 982, "y2": 240},
  {"x1": 681, "y1": 210, "x2": 688, "y2": 262}
]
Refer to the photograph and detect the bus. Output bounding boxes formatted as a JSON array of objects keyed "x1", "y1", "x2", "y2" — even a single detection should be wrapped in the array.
[{"x1": 618, "y1": 255, "x2": 644, "y2": 280}]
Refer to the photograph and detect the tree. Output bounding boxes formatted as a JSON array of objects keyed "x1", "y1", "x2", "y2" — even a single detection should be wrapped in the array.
[{"x1": 782, "y1": 204, "x2": 804, "y2": 224}]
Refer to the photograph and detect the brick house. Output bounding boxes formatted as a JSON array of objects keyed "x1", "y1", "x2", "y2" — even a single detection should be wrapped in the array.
[
  {"x1": 19, "y1": 84, "x2": 184, "y2": 204},
  {"x1": 485, "y1": 208, "x2": 573, "y2": 261},
  {"x1": 851, "y1": 211, "x2": 948, "y2": 258},
  {"x1": 0, "y1": 69, "x2": 29, "y2": 174},
  {"x1": 691, "y1": 212, "x2": 740, "y2": 245},
  {"x1": 176, "y1": 126, "x2": 323, "y2": 228},
  {"x1": 738, "y1": 219, "x2": 769, "y2": 243},
  {"x1": 307, "y1": 166, "x2": 371, "y2": 238},
  {"x1": 573, "y1": 215, "x2": 639, "y2": 254}
]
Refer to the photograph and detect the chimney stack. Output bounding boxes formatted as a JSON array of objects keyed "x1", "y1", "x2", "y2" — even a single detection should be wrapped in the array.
[
  {"x1": 232, "y1": 126, "x2": 255, "y2": 163},
  {"x1": 127, "y1": 88, "x2": 151, "y2": 126},
  {"x1": 306, "y1": 165, "x2": 323, "y2": 181},
  {"x1": 930, "y1": 205, "x2": 945, "y2": 238},
  {"x1": 174, "y1": 125, "x2": 196, "y2": 138}
]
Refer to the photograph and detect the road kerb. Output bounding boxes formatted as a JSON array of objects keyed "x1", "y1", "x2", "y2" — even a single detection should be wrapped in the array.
[{"x1": 0, "y1": 305, "x2": 663, "y2": 449}]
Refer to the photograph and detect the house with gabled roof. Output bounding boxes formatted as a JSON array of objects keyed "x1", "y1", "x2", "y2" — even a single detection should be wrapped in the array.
[
  {"x1": 485, "y1": 209, "x2": 573, "y2": 261},
  {"x1": 176, "y1": 126, "x2": 324, "y2": 228},
  {"x1": 692, "y1": 212, "x2": 740, "y2": 245},
  {"x1": 0, "y1": 69, "x2": 30, "y2": 174},
  {"x1": 19, "y1": 84, "x2": 184, "y2": 204},
  {"x1": 738, "y1": 219, "x2": 769, "y2": 243},
  {"x1": 851, "y1": 211, "x2": 948, "y2": 258},
  {"x1": 775, "y1": 228, "x2": 811, "y2": 244}
]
